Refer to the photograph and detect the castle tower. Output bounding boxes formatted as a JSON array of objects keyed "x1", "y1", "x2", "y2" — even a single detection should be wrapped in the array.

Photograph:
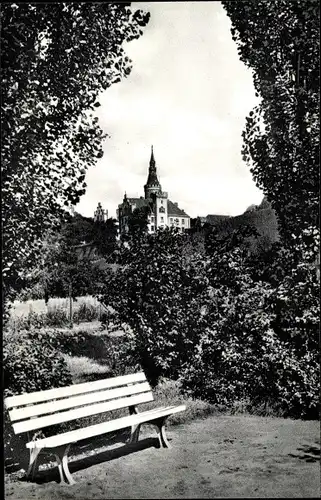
[
  {"x1": 94, "y1": 202, "x2": 107, "y2": 222},
  {"x1": 118, "y1": 192, "x2": 131, "y2": 234},
  {"x1": 144, "y1": 146, "x2": 162, "y2": 199}
]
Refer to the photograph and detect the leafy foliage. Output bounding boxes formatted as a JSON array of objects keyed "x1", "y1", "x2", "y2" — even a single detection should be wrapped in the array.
[
  {"x1": 61, "y1": 212, "x2": 118, "y2": 256},
  {"x1": 101, "y1": 228, "x2": 194, "y2": 384},
  {"x1": 100, "y1": 225, "x2": 319, "y2": 418},
  {"x1": 10, "y1": 308, "x2": 69, "y2": 331},
  {"x1": 3, "y1": 328, "x2": 70, "y2": 466},
  {"x1": 124, "y1": 205, "x2": 150, "y2": 243},
  {"x1": 18, "y1": 213, "x2": 117, "y2": 301},
  {"x1": 222, "y1": 0, "x2": 319, "y2": 260},
  {"x1": 181, "y1": 261, "x2": 319, "y2": 419},
  {"x1": 3, "y1": 329, "x2": 72, "y2": 397},
  {"x1": 92, "y1": 218, "x2": 119, "y2": 258},
  {"x1": 190, "y1": 198, "x2": 279, "y2": 261},
  {"x1": 73, "y1": 301, "x2": 100, "y2": 323},
  {"x1": 2, "y1": 3, "x2": 149, "y2": 314}
]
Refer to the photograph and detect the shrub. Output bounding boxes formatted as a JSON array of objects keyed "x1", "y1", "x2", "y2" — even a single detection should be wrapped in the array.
[
  {"x1": 180, "y1": 263, "x2": 320, "y2": 420},
  {"x1": 100, "y1": 228, "x2": 212, "y2": 386},
  {"x1": 9, "y1": 307, "x2": 69, "y2": 331},
  {"x1": 181, "y1": 326, "x2": 319, "y2": 420},
  {"x1": 140, "y1": 378, "x2": 220, "y2": 425},
  {"x1": 9, "y1": 301, "x2": 103, "y2": 330},
  {"x1": 3, "y1": 328, "x2": 72, "y2": 397},
  {"x1": 100, "y1": 227, "x2": 319, "y2": 420},
  {"x1": 10, "y1": 311, "x2": 48, "y2": 331},
  {"x1": 54, "y1": 329, "x2": 109, "y2": 362},
  {"x1": 46, "y1": 306, "x2": 69, "y2": 327},
  {"x1": 3, "y1": 328, "x2": 72, "y2": 467},
  {"x1": 73, "y1": 301, "x2": 99, "y2": 323}
]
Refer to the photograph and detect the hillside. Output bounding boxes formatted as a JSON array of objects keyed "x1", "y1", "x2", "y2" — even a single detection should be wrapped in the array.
[
  {"x1": 215, "y1": 205, "x2": 279, "y2": 243},
  {"x1": 201, "y1": 198, "x2": 279, "y2": 250}
]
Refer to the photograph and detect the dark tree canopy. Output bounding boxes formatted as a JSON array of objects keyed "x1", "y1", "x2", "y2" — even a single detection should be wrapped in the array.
[
  {"x1": 1, "y1": 2, "x2": 149, "y2": 311},
  {"x1": 16, "y1": 213, "x2": 119, "y2": 301},
  {"x1": 127, "y1": 205, "x2": 150, "y2": 240}
]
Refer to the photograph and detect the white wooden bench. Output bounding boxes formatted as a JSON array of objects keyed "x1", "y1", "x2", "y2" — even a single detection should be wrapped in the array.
[{"x1": 4, "y1": 372, "x2": 185, "y2": 485}]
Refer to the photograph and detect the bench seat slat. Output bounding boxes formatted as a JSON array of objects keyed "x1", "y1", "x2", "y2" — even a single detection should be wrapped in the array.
[
  {"x1": 13, "y1": 392, "x2": 154, "y2": 434},
  {"x1": 10, "y1": 382, "x2": 151, "y2": 422},
  {"x1": 5, "y1": 372, "x2": 147, "y2": 409},
  {"x1": 26, "y1": 405, "x2": 186, "y2": 449}
]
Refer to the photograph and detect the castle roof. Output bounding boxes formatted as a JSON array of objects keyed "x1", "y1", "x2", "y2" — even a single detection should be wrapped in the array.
[
  {"x1": 168, "y1": 200, "x2": 189, "y2": 217},
  {"x1": 128, "y1": 197, "x2": 151, "y2": 209},
  {"x1": 121, "y1": 197, "x2": 189, "y2": 217},
  {"x1": 145, "y1": 146, "x2": 161, "y2": 188}
]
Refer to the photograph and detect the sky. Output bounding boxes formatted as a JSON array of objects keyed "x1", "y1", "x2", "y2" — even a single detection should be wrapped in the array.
[{"x1": 75, "y1": 1, "x2": 264, "y2": 220}]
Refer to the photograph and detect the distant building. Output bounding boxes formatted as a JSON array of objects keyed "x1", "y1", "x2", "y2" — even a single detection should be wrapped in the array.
[
  {"x1": 191, "y1": 214, "x2": 231, "y2": 228},
  {"x1": 117, "y1": 147, "x2": 190, "y2": 235},
  {"x1": 94, "y1": 202, "x2": 108, "y2": 222}
]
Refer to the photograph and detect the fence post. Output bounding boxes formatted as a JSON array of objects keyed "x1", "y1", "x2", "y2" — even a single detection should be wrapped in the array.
[{"x1": 69, "y1": 282, "x2": 73, "y2": 328}]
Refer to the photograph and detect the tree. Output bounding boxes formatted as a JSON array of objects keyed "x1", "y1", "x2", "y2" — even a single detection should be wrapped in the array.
[
  {"x1": 124, "y1": 205, "x2": 150, "y2": 243},
  {"x1": 101, "y1": 224, "x2": 259, "y2": 385},
  {"x1": 60, "y1": 212, "x2": 118, "y2": 257},
  {"x1": 60, "y1": 212, "x2": 94, "y2": 247},
  {"x1": 17, "y1": 212, "x2": 118, "y2": 301},
  {"x1": 92, "y1": 218, "x2": 118, "y2": 258},
  {"x1": 100, "y1": 221, "x2": 319, "y2": 417},
  {"x1": 222, "y1": 0, "x2": 319, "y2": 261},
  {"x1": 1, "y1": 3, "x2": 150, "y2": 314}
]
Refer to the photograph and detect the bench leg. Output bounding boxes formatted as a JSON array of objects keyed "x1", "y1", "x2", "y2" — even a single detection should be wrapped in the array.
[
  {"x1": 129, "y1": 423, "x2": 141, "y2": 444},
  {"x1": 152, "y1": 417, "x2": 171, "y2": 449},
  {"x1": 26, "y1": 447, "x2": 42, "y2": 481},
  {"x1": 54, "y1": 444, "x2": 75, "y2": 485}
]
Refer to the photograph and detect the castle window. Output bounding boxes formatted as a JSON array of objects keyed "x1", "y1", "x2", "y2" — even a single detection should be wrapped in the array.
[
  {"x1": 175, "y1": 218, "x2": 179, "y2": 224},
  {"x1": 170, "y1": 218, "x2": 173, "y2": 223},
  {"x1": 159, "y1": 206, "x2": 165, "y2": 213},
  {"x1": 161, "y1": 216, "x2": 164, "y2": 222},
  {"x1": 161, "y1": 200, "x2": 163, "y2": 204},
  {"x1": 151, "y1": 225, "x2": 154, "y2": 231},
  {"x1": 151, "y1": 216, "x2": 155, "y2": 222},
  {"x1": 182, "y1": 219, "x2": 185, "y2": 225}
]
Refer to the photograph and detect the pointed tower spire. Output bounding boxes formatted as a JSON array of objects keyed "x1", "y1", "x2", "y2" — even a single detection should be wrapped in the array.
[
  {"x1": 150, "y1": 145, "x2": 155, "y2": 167},
  {"x1": 144, "y1": 146, "x2": 161, "y2": 199}
]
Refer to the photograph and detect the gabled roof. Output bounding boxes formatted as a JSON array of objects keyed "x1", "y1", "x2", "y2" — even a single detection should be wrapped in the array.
[
  {"x1": 120, "y1": 197, "x2": 189, "y2": 217},
  {"x1": 128, "y1": 197, "x2": 151, "y2": 209},
  {"x1": 205, "y1": 214, "x2": 231, "y2": 225},
  {"x1": 168, "y1": 200, "x2": 189, "y2": 217}
]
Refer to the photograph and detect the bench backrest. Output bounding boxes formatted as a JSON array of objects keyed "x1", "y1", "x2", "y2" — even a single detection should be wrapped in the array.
[{"x1": 4, "y1": 372, "x2": 153, "y2": 435}]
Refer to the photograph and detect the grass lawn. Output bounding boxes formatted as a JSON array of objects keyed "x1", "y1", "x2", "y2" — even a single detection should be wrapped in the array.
[
  {"x1": 10, "y1": 296, "x2": 102, "y2": 317},
  {"x1": 5, "y1": 415, "x2": 320, "y2": 499}
]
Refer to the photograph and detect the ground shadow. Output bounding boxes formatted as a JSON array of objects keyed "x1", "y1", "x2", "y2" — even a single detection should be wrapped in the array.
[
  {"x1": 20, "y1": 437, "x2": 159, "y2": 484},
  {"x1": 5, "y1": 429, "x2": 129, "y2": 474},
  {"x1": 57, "y1": 330, "x2": 122, "y2": 366},
  {"x1": 288, "y1": 444, "x2": 320, "y2": 463}
]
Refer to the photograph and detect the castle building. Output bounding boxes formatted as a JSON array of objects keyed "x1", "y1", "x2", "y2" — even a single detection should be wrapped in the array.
[
  {"x1": 117, "y1": 147, "x2": 190, "y2": 235},
  {"x1": 94, "y1": 202, "x2": 108, "y2": 222}
]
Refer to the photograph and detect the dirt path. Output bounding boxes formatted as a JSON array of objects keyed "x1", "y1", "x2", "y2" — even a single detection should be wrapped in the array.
[{"x1": 5, "y1": 415, "x2": 320, "y2": 499}]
